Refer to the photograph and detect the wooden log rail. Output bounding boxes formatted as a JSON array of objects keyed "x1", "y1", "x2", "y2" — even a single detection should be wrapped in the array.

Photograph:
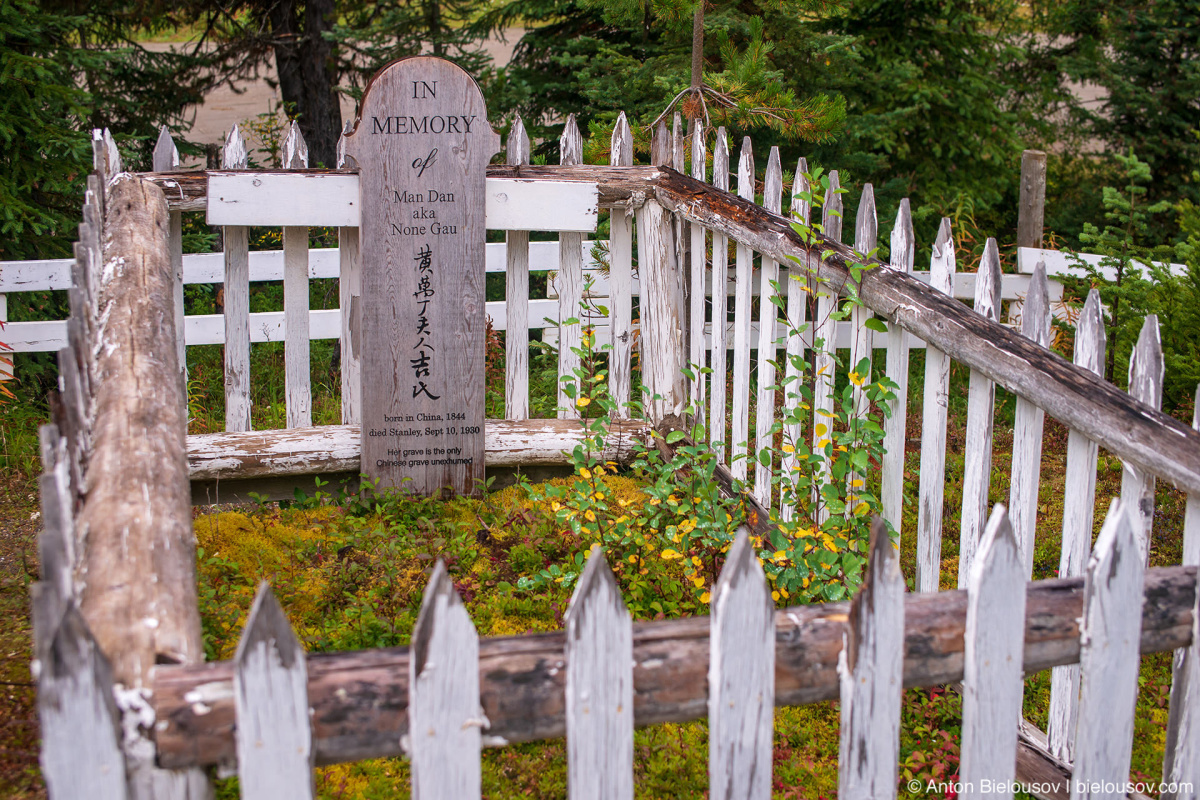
[
  {"x1": 150, "y1": 564, "x2": 1196, "y2": 770},
  {"x1": 187, "y1": 418, "x2": 650, "y2": 480},
  {"x1": 142, "y1": 164, "x2": 1200, "y2": 494}
]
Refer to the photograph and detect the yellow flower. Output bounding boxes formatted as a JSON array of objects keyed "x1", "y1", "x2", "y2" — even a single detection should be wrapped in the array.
[
  {"x1": 700, "y1": 591, "x2": 711, "y2": 603},
  {"x1": 849, "y1": 371, "x2": 865, "y2": 387},
  {"x1": 579, "y1": 468, "x2": 592, "y2": 479},
  {"x1": 660, "y1": 548, "x2": 683, "y2": 560},
  {"x1": 577, "y1": 396, "x2": 592, "y2": 408}
]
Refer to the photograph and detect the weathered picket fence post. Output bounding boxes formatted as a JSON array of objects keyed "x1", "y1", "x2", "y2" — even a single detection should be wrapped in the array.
[
  {"x1": 282, "y1": 121, "x2": 313, "y2": 428},
  {"x1": 1162, "y1": 385, "x2": 1200, "y2": 798},
  {"x1": 730, "y1": 137, "x2": 754, "y2": 481},
  {"x1": 811, "y1": 170, "x2": 842, "y2": 524},
  {"x1": 1121, "y1": 315, "x2": 1163, "y2": 564},
  {"x1": 780, "y1": 158, "x2": 810, "y2": 523},
  {"x1": 506, "y1": 115, "x2": 532, "y2": 419},
  {"x1": 916, "y1": 218, "x2": 955, "y2": 592},
  {"x1": 709, "y1": 528, "x2": 775, "y2": 800},
  {"x1": 1009, "y1": 262, "x2": 1050, "y2": 577},
  {"x1": 839, "y1": 517, "x2": 904, "y2": 798},
  {"x1": 408, "y1": 560, "x2": 482, "y2": 799},
  {"x1": 753, "y1": 147, "x2": 783, "y2": 505},
  {"x1": 635, "y1": 194, "x2": 685, "y2": 423},
  {"x1": 609, "y1": 113, "x2": 635, "y2": 418},
  {"x1": 1071, "y1": 499, "x2": 1145, "y2": 798},
  {"x1": 881, "y1": 200, "x2": 914, "y2": 538},
  {"x1": 958, "y1": 238, "x2": 1001, "y2": 587},
  {"x1": 1047, "y1": 288, "x2": 1105, "y2": 761},
  {"x1": 558, "y1": 115, "x2": 584, "y2": 419},
  {"x1": 709, "y1": 129, "x2": 731, "y2": 458},
  {"x1": 689, "y1": 122, "x2": 708, "y2": 431},
  {"x1": 565, "y1": 547, "x2": 634, "y2": 800},
  {"x1": 234, "y1": 584, "x2": 313, "y2": 798},
  {"x1": 152, "y1": 126, "x2": 186, "y2": 391},
  {"x1": 222, "y1": 124, "x2": 252, "y2": 431},
  {"x1": 849, "y1": 183, "x2": 876, "y2": 421},
  {"x1": 958, "y1": 505, "x2": 1026, "y2": 800},
  {"x1": 336, "y1": 123, "x2": 362, "y2": 426}
]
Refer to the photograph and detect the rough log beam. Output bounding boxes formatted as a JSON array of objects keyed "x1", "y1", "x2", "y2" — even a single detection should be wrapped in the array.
[
  {"x1": 151, "y1": 565, "x2": 1196, "y2": 771},
  {"x1": 187, "y1": 419, "x2": 651, "y2": 481},
  {"x1": 649, "y1": 169, "x2": 1200, "y2": 495},
  {"x1": 143, "y1": 166, "x2": 664, "y2": 213}
]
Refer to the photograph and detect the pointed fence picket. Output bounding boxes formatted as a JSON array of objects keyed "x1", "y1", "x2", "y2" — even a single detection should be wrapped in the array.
[
  {"x1": 152, "y1": 126, "x2": 185, "y2": 389},
  {"x1": 1048, "y1": 288, "x2": 1106, "y2": 762},
  {"x1": 335, "y1": 124, "x2": 362, "y2": 426},
  {"x1": 689, "y1": 123, "x2": 708, "y2": 431},
  {"x1": 608, "y1": 114, "x2": 635, "y2": 418},
  {"x1": 753, "y1": 148, "x2": 783, "y2": 506},
  {"x1": 849, "y1": 183, "x2": 876, "y2": 421},
  {"x1": 222, "y1": 125, "x2": 252, "y2": 432},
  {"x1": 565, "y1": 547, "x2": 634, "y2": 800},
  {"x1": 730, "y1": 138, "x2": 755, "y2": 481},
  {"x1": 558, "y1": 116, "x2": 585, "y2": 420},
  {"x1": 506, "y1": 117, "x2": 532, "y2": 420},
  {"x1": 812, "y1": 170, "x2": 843, "y2": 524},
  {"x1": 1071, "y1": 499, "x2": 1145, "y2": 797},
  {"x1": 709, "y1": 129, "x2": 731, "y2": 460},
  {"x1": 1122, "y1": 315, "x2": 1164, "y2": 565},
  {"x1": 234, "y1": 584, "x2": 313, "y2": 799},
  {"x1": 282, "y1": 122, "x2": 313, "y2": 429},
  {"x1": 838, "y1": 517, "x2": 904, "y2": 799},
  {"x1": 915, "y1": 219, "x2": 956, "y2": 592},
  {"x1": 958, "y1": 238, "x2": 1002, "y2": 588},
  {"x1": 1163, "y1": 387, "x2": 1200, "y2": 798},
  {"x1": 959, "y1": 505, "x2": 1026, "y2": 800},
  {"x1": 881, "y1": 200, "x2": 914, "y2": 540},
  {"x1": 408, "y1": 560, "x2": 482, "y2": 800},
  {"x1": 1009, "y1": 261, "x2": 1051, "y2": 577},
  {"x1": 779, "y1": 159, "x2": 810, "y2": 523}
]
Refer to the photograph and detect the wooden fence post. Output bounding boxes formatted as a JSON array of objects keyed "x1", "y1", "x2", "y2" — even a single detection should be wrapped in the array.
[
  {"x1": 730, "y1": 137, "x2": 755, "y2": 481},
  {"x1": 881, "y1": 200, "x2": 914, "y2": 539},
  {"x1": 838, "y1": 517, "x2": 904, "y2": 799},
  {"x1": 608, "y1": 112, "x2": 635, "y2": 418},
  {"x1": 636, "y1": 195, "x2": 685, "y2": 424},
  {"x1": 222, "y1": 125, "x2": 252, "y2": 431},
  {"x1": 780, "y1": 158, "x2": 810, "y2": 523},
  {"x1": 709, "y1": 129, "x2": 730, "y2": 458},
  {"x1": 1162, "y1": 385, "x2": 1200, "y2": 798},
  {"x1": 1009, "y1": 261, "x2": 1051, "y2": 577},
  {"x1": 753, "y1": 147, "x2": 783, "y2": 505},
  {"x1": 1018, "y1": 150, "x2": 1048, "y2": 250},
  {"x1": 152, "y1": 126, "x2": 185, "y2": 393},
  {"x1": 336, "y1": 123, "x2": 362, "y2": 426},
  {"x1": 565, "y1": 547, "x2": 634, "y2": 800},
  {"x1": 506, "y1": 115, "x2": 532, "y2": 420},
  {"x1": 1122, "y1": 314, "x2": 1164, "y2": 565},
  {"x1": 959, "y1": 505, "x2": 1026, "y2": 799},
  {"x1": 709, "y1": 528, "x2": 775, "y2": 800},
  {"x1": 958, "y1": 238, "x2": 1002, "y2": 588},
  {"x1": 234, "y1": 584, "x2": 313, "y2": 798},
  {"x1": 689, "y1": 123, "x2": 708, "y2": 431},
  {"x1": 1071, "y1": 499, "x2": 1145, "y2": 797},
  {"x1": 408, "y1": 560, "x2": 482, "y2": 800},
  {"x1": 558, "y1": 114, "x2": 585, "y2": 419},
  {"x1": 1047, "y1": 289, "x2": 1106, "y2": 761},
  {"x1": 850, "y1": 183, "x2": 877, "y2": 421},
  {"x1": 282, "y1": 121, "x2": 313, "y2": 429},
  {"x1": 812, "y1": 170, "x2": 842, "y2": 524}
]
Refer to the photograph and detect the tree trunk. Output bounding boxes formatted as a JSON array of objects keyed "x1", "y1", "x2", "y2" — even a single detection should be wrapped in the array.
[{"x1": 268, "y1": 0, "x2": 343, "y2": 168}]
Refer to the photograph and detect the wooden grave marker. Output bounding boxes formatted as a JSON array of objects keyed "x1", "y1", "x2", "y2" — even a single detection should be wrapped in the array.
[{"x1": 344, "y1": 57, "x2": 500, "y2": 496}]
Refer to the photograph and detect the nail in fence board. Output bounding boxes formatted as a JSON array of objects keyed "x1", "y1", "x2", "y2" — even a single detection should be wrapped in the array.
[
  {"x1": 344, "y1": 57, "x2": 500, "y2": 496},
  {"x1": 1047, "y1": 289, "x2": 1106, "y2": 761},
  {"x1": 709, "y1": 529, "x2": 775, "y2": 800},
  {"x1": 565, "y1": 548, "x2": 634, "y2": 800},
  {"x1": 915, "y1": 218, "x2": 955, "y2": 592},
  {"x1": 234, "y1": 585, "x2": 314, "y2": 799}
]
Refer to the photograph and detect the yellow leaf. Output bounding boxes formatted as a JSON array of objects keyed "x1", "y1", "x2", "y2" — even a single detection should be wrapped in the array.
[
  {"x1": 579, "y1": 468, "x2": 592, "y2": 479},
  {"x1": 660, "y1": 548, "x2": 683, "y2": 560},
  {"x1": 577, "y1": 396, "x2": 592, "y2": 407},
  {"x1": 814, "y1": 423, "x2": 828, "y2": 437},
  {"x1": 585, "y1": 509, "x2": 596, "y2": 522},
  {"x1": 700, "y1": 591, "x2": 711, "y2": 603},
  {"x1": 853, "y1": 501, "x2": 870, "y2": 516},
  {"x1": 782, "y1": 444, "x2": 795, "y2": 454},
  {"x1": 849, "y1": 371, "x2": 865, "y2": 386}
]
